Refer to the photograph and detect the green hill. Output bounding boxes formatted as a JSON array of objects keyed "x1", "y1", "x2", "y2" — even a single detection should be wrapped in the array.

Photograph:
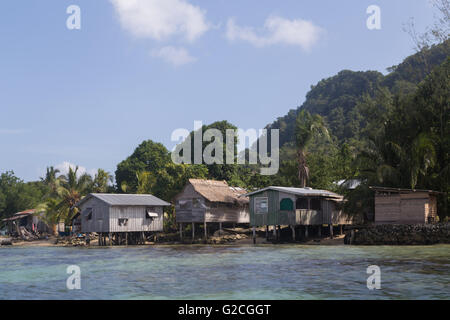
[{"x1": 265, "y1": 40, "x2": 450, "y2": 148}]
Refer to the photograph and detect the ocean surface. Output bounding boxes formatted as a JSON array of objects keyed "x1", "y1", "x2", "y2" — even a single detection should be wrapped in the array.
[{"x1": 0, "y1": 245, "x2": 449, "y2": 299}]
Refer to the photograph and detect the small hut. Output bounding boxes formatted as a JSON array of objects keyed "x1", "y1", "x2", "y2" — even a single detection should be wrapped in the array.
[
  {"x1": 245, "y1": 186, "x2": 353, "y2": 242},
  {"x1": 1, "y1": 209, "x2": 49, "y2": 238},
  {"x1": 75, "y1": 193, "x2": 171, "y2": 245},
  {"x1": 174, "y1": 179, "x2": 249, "y2": 240},
  {"x1": 370, "y1": 187, "x2": 439, "y2": 224}
]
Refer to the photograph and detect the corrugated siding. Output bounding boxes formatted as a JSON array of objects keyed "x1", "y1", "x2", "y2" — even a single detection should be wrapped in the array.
[{"x1": 109, "y1": 206, "x2": 163, "y2": 232}]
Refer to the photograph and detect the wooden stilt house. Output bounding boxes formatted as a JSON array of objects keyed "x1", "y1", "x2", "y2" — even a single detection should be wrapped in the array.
[
  {"x1": 174, "y1": 179, "x2": 249, "y2": 240},
  {"x1": 245, "y1": 186, "x2": 353, "y2": 242},
  {"x1": 75, "y1": 193, "x2": 171, "y2": 246}
]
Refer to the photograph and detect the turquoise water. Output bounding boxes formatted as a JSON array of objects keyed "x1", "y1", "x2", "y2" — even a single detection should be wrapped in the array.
[{"x1": 0, "y1": 245, "x2": 449, "y2": 299}]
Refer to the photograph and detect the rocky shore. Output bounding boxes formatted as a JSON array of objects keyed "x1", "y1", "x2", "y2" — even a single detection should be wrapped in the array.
[{"x1": 345, "y1": 223, "x2": 450, "y2": 245}]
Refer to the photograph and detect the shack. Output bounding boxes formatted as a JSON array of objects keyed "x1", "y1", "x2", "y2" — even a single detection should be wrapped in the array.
[
  {"x1": 174, "y1": 179, "x2": 249, "y2": 240},
  {"x1": 1, "y1": 209, "x2": 49, "y2": 239},
  {"x1": 370, "y1": 187, "x2": 439, "y2": 224},
  {"x1": 245, "y1": 186, "x2": 353, "y2": 242},
  {"x1": 75, "y1": 193, "x2": 171, "y2": 246}
]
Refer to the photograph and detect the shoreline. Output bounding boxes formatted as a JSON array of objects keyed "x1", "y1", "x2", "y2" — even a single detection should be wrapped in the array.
[
  {"x1": 1, "y1": 234, "x2": 420, "y2": 248},
  {"x1": 3, "y1": 234, "x2": 347, "y2": 247}
]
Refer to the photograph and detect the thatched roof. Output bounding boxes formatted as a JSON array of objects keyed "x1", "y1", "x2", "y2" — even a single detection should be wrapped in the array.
[{"x1": 188, "y1": 179, "x2": 248, "y2": 205}]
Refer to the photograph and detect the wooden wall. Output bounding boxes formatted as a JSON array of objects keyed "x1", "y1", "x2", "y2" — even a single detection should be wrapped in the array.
[
  {"x1": 175, "y1": 183, "x2": 249, "y2": 224},
  {"x1": 79, "y1": 197, "x2": 164, "y2": 232},
  {"x1": 79, "y1": 197, "x2": 110, "y2": 233},
  {"x1": 250, "y1": 191, "x2": 350, "y2": 226},
  {"x1": 109, "y1": 206, "x2": 163, "y2": 232},
  {"x1": 375, "y1": 192, "x2": 432, "y2": 224}
]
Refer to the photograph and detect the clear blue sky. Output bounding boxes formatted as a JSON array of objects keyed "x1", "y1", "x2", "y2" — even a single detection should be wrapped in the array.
[{"x1": 0, "y1": 0, "x2": 436, "y2": 181}]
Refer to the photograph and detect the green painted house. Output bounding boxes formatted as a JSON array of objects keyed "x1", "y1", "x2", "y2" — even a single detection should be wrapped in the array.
[{"x1": 244, "y1": 187, "x2": 353, "y2": 240}]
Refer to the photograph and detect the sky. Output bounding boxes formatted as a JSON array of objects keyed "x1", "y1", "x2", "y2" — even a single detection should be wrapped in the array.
[{"x1": 0, "y1": 0, "x2": 437, "y2": 182}]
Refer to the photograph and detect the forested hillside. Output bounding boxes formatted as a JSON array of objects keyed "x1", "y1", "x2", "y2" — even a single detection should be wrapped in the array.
[{"x1": 266, "y1": 40, "x2": 449, "y2": 148}]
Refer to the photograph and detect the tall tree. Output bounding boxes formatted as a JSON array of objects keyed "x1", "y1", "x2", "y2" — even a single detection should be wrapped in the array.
[{"x1": 295, "y1": 110, "x2": 330, "y2": 187}]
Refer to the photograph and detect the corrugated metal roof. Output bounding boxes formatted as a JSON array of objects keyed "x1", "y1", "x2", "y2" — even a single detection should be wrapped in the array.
[
  {"x1": 244, "y1": 186, "x2": 343, "y2": 199},
  {"x1": 76, "y1": 193, "x2": 171, "y2": 207}
]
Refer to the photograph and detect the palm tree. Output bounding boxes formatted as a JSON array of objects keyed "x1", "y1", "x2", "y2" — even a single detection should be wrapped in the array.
[
  {"x1": 38, "y1": 166, "x2": 93, "y2": 229},
  {"x1": 295, "y1": 110, "x2": 330, "y2": 187},
  {"x1": 92, "y1": 169, "x2": 113, "y2": 193},
  {"x1": 410, "y1": 133, "x2": 437, "y2": 189},
  {"x1": 56, "y1": 166, "x2": 92, "y2": 221},
  {"x1": 41, "y1": 166, "x2": 61, "y2": 195}
]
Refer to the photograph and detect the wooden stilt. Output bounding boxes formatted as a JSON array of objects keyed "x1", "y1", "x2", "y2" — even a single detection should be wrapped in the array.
[
  {"x1": 273, "y1": 225, "x2": 277, "y2": 238},
  {"x1": 219, "y1": 222, "x2": 222, "y2": 236},
  {"x1": 330, "y1": 224, "x2": 334, "y2": 239},
  {"x1": 340, "y1": 225, "x2": 343, "y2": 235},
  {"x1": 318, "y1": 225, "x2": 322, "y2": 237},
  {"x1": 125, "y1": 232, "x2": 128, "y2": 246},
  {"x1": 204, "y1": 221, "x2": 207, "y2": 240},
  {"x1": 192, "y1": 223, "x2": 195, "y2": 241},
  {"x1": 291, "y1": 225, "x2": 295, "y2": 241},
  {"x1": 305, "y1": 225, "x2": 309, "y2": 239},
  {"x1": 265, "y1": 225, "x2": 269, "y2": 240},
  {"x1": 252, "y1": 226, "x2": 256, "y2": 244},
  {"x1": 179, "y1": 223, "x2": 183, "y2": 241}
]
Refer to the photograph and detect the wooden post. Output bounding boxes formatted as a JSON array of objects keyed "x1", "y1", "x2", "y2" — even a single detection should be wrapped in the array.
[
  {"x1": 252, "y1": 226, "x2": 256, "y2": 244},
  {"x1": 109, "y1": 233, "x2": 112, "y2": 246},
  {"x1": 219, "y1": 222, "x2": 222, "y2": 236},
  {"x1": 204, "y1": 221, "x2": 207, "y2": 240},
  {"x1": 291, "y1": 225, "x2": 295, "y2": 241},
  {"x1": 330, "y1": 224, "x2": 334, "y2": 239},
  {"x1": 277, "y1": 225, "x2": 281, "y2": 241},
  {"x1": 273, "y1": 225, "x2": 277, "y2": 238},
  {"x1": 192, "y1": 222, "x2": 195, "y2": 240},
  {"x1": 305, "y1": 225, "x2": 309, "y2": 239},
  {"x1": 125, "y1": 232, "x2": 128, "y2": 246},
  {"x1": 179, "y1": 223, "x2": 183, "y2": 241},
  {"x1": 318, "y1": 225, "x2": 322, "y2": 237},
  {"x1": 340, "y1": 225, "x2": 343, "y2": 235},
  {"x1": 265, "y1": 225, "x2": 269, "y2": 240}
]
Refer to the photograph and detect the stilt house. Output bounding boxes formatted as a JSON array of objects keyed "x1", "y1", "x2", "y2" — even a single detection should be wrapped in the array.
[
  {"x1": 245, "y1": 186, "x2": 353, "y2": 241},
  {"x1": 174, "y1": 179, "x2": 249, "y2": 239},
  {"x1": 75, "y1": 193, "x2": 171, "y2": 245}
]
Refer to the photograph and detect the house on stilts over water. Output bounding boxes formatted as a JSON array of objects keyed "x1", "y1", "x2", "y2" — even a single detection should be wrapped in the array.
[
  {"x1": 174, "y1": 179, "x2": 249, "y2": 240},
  {"x1": 74, "y1": 193, "x2": 171, "y2": 246},
  {"x1": 244, "y1": 186, "x2": 354, "y2": 243}
]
